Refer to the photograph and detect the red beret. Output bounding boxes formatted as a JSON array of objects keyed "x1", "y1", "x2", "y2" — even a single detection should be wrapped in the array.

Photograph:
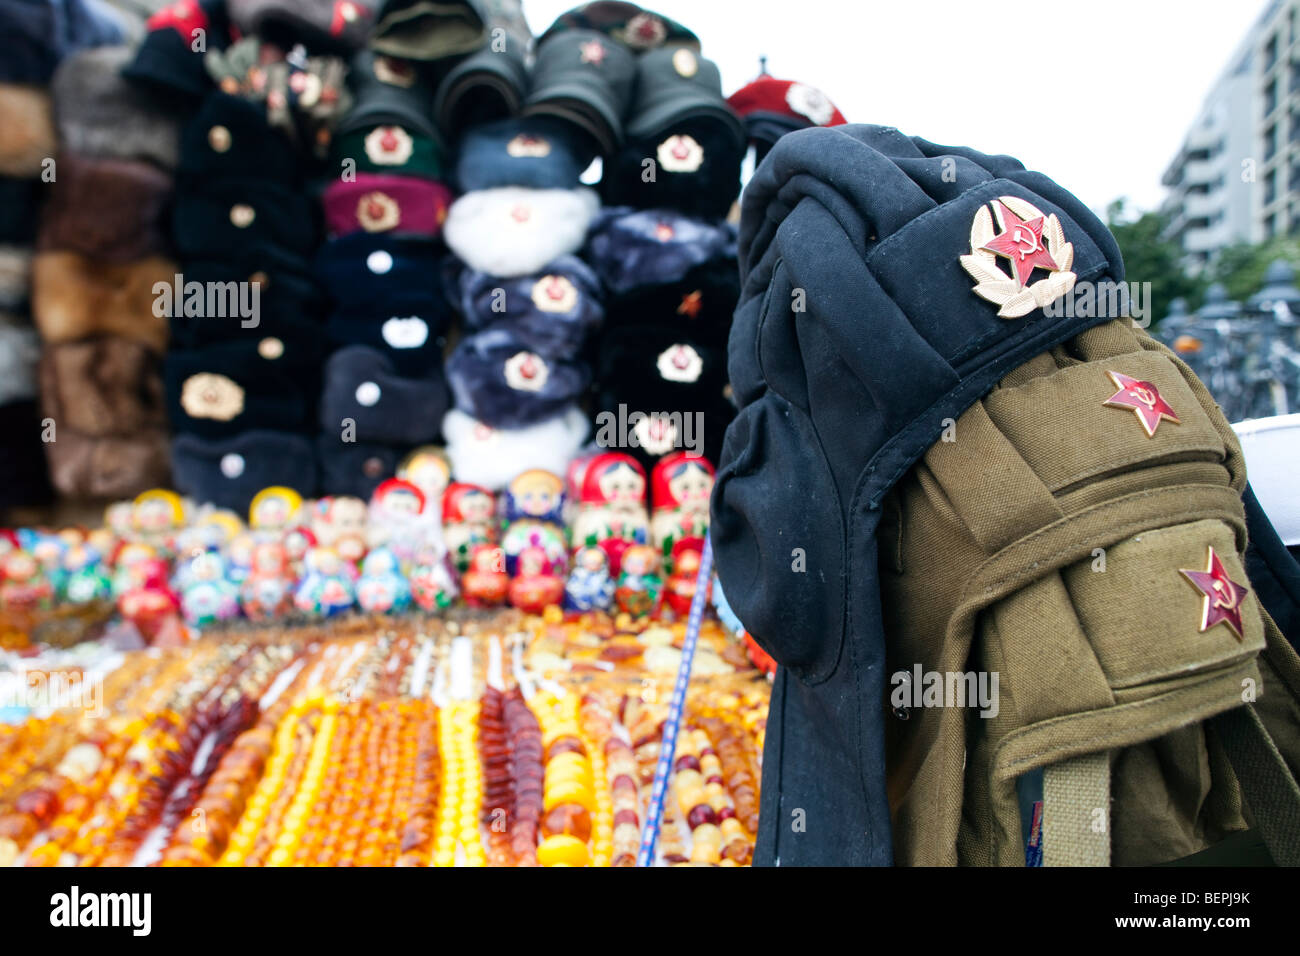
[{"x1": 726, "y1": 76, "x2": 846, "y2": 129}]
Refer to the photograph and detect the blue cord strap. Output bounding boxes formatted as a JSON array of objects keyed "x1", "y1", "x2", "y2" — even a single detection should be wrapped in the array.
[{"x1": 637, "y1": 534, "x2": 714, "y2": 867}]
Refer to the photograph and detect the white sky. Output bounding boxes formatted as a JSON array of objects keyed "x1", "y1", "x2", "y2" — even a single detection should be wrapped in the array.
[{"x1": 523, "y1": 0, "x2": 1272, "y2": 216}]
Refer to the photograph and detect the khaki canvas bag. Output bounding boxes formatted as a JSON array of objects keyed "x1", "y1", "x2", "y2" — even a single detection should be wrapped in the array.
[{"x1": 880, "y1": 317, "x2": 1300, "y2": 866}]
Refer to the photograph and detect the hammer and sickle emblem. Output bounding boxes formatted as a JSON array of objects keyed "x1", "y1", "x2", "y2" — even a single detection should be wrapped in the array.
[
  {"x1": 1130, "y1": 385, "x2": 1157, "y2": 408},
  {"x1": 1211, "y1": 577, "x2": 1239, "y2": 610},
  {"x1": 1012, "y1": 226, "x2": 1041, "y2": 258}
]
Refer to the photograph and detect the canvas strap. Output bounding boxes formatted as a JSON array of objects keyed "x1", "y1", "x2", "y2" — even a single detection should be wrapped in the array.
[
  {"x1": 1213, "y1": 705, "x2": 1300, "y2": 867},
  {"x1": 1042, "y1": 752, "x2": 1110, "y2": 867}
]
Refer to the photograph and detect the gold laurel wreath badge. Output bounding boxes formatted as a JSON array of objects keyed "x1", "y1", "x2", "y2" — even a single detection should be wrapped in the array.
[{"x1": 960, "y1": 195, "x2": 1076, "y2": 319}]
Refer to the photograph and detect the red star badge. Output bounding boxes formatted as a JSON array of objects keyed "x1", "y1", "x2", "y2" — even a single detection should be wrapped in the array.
[
  {"x1": 677, "y1": 290, "x2": 703, "y2": 319},
  {"x1": 1179, "y1": 546, "x2": 1249, "y2": 641},
  {"x1": 981, "y1": 200, "x2": 1060, "y2": 288},
  {"x1": 580, "y1": 40, "x2": 607, "y2": 64},
  {"x1": 1103, "y1": 370, "x2": 1180, "y2": 437}
]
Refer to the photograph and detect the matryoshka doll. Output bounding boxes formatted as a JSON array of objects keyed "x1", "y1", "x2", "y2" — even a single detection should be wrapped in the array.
[
  {"x1": 614, "y1": 544, "x2": 662, "y2": 618},
  {"x1": 30, "y1": 532, "x2": 68, "y2": 597},
  {"x1": 508, "y1": 544, "x2": 565, "y2": 613},
  {"x1": 367, "y1": 478, "x2": 429, "y2": 565},
  {"x1": 0, "y1": 549, "x2": 53, "y2": 610},
  {"x1": 249, "y1": 486, "x2": 304, "y2": 538},
  {"x1": 502, "y1": 469, "x2": 567, "y2": 578},
  {"x1": 409, "y1": 544, "x2": 458, "y2": 612},
  {"x1": 572, "y1": 452, "x2": 648, "y2": 575},
  {"x1": 110, "y1": 541, "x2": 157, "y2": 599},
  {"x1": 178, "y1": 549, "x2": 240, "y2": 628},
  {"x1": 397, "y1": 447, "x2": 453, "y2": 514},
  {"x1": 461, "y1": 543, "x2": 508, "y2": 607},
  {"x1": 224, "y1": 532, "x2": 257, "y2": 587},
  {"x1": 294, "y1": 546, "x2": 357, "y2": 618},
  {"x1": 282, "y1": 525, "x2": 317, "y2": 577},
  {"x1": 662, "y1": 541, "x2": 704, "y2": 617},
  {"x1": 117, "y1": 556, "x2": 182, "y2": 641},
  {"x1": 241, "y1": 540, "x2": 295, "y2": 621},
  {"x1": 564, "y1": 542, "x2": 615, "y2": 612},
  {"x1": 441, "y1": 482, "x2": 497, "y2": 573},
  {"x1": 104, "y1": 501, "x2": 133, "y2": 543},
  {"x1": 131, "y1": 489, "x2": 186, "y2": 557},
  {"x1": 0, "y1": 528, "x2": 19, "y2": 560},
  {"x1": 356, "y1": 546, "x2": 412, "y2": 615},
  {"x1": 504, "y1": 469, "x2": 566, "y2": 525},
  {"x1": 312, "y1": 496, "x2": 368, "y2": 567},
  {"x1": 61, "y1": 542, "x2": 111, "y2": 605},
  {"x1": 649, "y1": 453, "x2": 715, "y2": 573}
]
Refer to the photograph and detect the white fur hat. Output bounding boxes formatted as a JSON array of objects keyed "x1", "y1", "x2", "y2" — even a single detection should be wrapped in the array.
[
  {"x1": 443, "y1": 186, "x2": 600, "y2": 278},
  {"x1": 443, "y1": 403, "x2": 589, "y2": 491}
]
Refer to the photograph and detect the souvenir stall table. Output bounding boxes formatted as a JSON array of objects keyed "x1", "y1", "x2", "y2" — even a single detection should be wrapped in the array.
[{"x1": 0, "y1": 0, "x2": 849, "y2": 867}]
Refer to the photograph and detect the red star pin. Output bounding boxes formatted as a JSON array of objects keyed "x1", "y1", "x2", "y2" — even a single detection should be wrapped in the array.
[
  {"x1": 1103, "y1": 370, "x2": 1181, "y2": 437},
  {"x1": 1180, "y1": 546, "x2": 1249, "y2": 641},
  {"x1": 580, "y1": 40, "x2": 607, "y2": 64},
  {"x1": 981, "y1": 200, "x2": 1060, "y2": 288},
  {"x1": 677, "y1": 290, "x2": 703, "y2": 319}
]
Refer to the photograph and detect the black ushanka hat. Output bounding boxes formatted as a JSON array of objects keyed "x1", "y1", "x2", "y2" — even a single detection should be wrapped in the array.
[
  {"x1": 0, "y1": 177, "x2": 41, "y2": 244},
  {"x1": 165, "y1": 333, "x2": 321, "y2": 438},
  {"x1": 625, "y1": 46, "x2": 743, "y2": 145},
  {"x1": 711, "y1": 124, "x2": 1130, "y2": 867},
  {"x1": 227, "y1": 0, "x2": 374, "y2": 54},
  {"x1": 601, "y1": 118, "x2": 743, "y2": 220},
  {"x1": 314, "y1": 432, "x2": 398, "y2": 498},
  {"x1": 433, "y1": 29, "x2": 529, "y2": 134},
  {"x1": 312, "y1": 231, "x2": 443, "y2": 313},
  {"x1": 172, "y1": 428, "x2": 318, "y2": 510},
  {"x1": 340, "y1": 50, "x2": 440, "y2": 141},
  {"x1": 179, "y1": 92, "x2": 300, "y2": 183},
  {"x1": 172, "y1": 178, "x2": 318, "y2": 260},
  {"x1": 168, "y1": 255, "x2": 323, "y2": 349},
  {"x1": 447, "y1": 326, "x2": 591, "y2": 429},
  {"x1": 601, "y1": 254, "x2": 737, "y2": 350},
  {"x1": 123, "y1": 0, "x2": 236, "y2": 104},
  {"x1": 593, "y1": 322, "x2": 728, "y2": 411},
  {"x1": 52, "y1": 46, "x2": 182, "y2": 171},
  {"x1": 0, "y1": 399, "x2": 53, "y2": 509},
  {"x1": 522, "y1": 29, "x2": 635, "y2": 156},
  {"x1": 583, "y1": 205, "x2": 736, "y2": 295},
  {"x1": 325, "y1": 308, "x2": 449, "y2": 377},
  {"x1": 317, "y1": 344, "x2": 447, "y2": 444},
  {"x1": 536, "y1": 2, "x2": 698, "y2": 52},
  {"x1": 455, "y1": 254, "x2": 603, "y2": 358}
]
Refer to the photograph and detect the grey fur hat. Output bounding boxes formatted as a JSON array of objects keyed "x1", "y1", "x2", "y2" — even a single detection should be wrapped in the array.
[
  {"x1": 0, "y1": 245, "x2": 32, "y2": 311},
  {"x1": 51, "y1": 45, "x2": 180, "y2": 170}
]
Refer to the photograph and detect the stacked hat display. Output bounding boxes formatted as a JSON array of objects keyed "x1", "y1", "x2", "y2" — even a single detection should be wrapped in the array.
[
  {"x1": 438, "y1": 10, "x2": 631, "y2": 490},
  {"x1": 160, "y1": 13, "x2": 358, "y2": 513},
  {"x1": 3, "y1": 1, "x2": 130, "y2": 512},
  {"x1": 314, "y1": 49, "x2": 454, "y2": 498},
  {"x1": 32, "y1": 45, "x2": 180, "y2": 500},
  {"x1": 578, "y1": 20, "x2": 747, "y2": 470}
]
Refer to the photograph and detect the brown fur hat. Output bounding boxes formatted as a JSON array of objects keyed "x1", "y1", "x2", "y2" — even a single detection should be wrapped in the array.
[
  {"x1": 0, "y1": 84, "x2": 56, "y2": 176},
  {"x1": 31, "y1": 251, "x2": 172, "y2": 353},
  {"x1": 37, "y1": 153, "x2": 173, "y2": 262},
  {"x1": 44, "y1": 427, "x2": 171, "y2": 499},
  {"x1": 39, "y1": 336, "x2": 167, "y2": 436}
]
